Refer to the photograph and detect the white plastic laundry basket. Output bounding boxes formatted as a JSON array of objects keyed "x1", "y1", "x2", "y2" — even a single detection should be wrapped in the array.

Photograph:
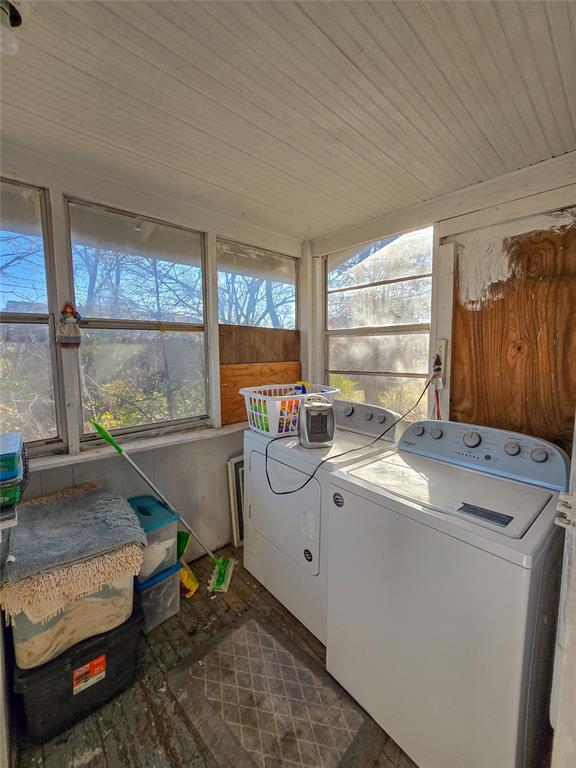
[{"x1": 239, "y1": 384, "x2": 339, "y2": 437}]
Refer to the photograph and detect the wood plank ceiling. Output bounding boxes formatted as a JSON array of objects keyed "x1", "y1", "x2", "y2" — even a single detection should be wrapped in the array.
[{"x1": 2, "y1": 1, "x2": 575, "y2": 241}]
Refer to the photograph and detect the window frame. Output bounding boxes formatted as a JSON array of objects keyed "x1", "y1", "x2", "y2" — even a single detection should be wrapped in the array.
[
  {"x1": 216, "y1": 237, "x2": 299, "y2": 330},
  {"x1": 0, "y1": 178, "x2": 68, "y2": 454},
  {"x1": 323, "y1": 228, "x2": 434, "y2": 415},
  {"x1": 64, "y1": 196, "x2": 211, "y2": 444}
]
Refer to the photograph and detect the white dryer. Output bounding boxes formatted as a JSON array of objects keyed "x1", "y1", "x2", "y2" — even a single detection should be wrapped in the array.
[
  {"x1": 243, "y1": 400, "x2": 400, "y2": 644},
  {"x1": 326, "y1": 420, "x2": 570, "y2": 768}
]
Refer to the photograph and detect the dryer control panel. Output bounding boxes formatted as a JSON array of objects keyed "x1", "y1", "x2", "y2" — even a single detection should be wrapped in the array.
[
  {"x1": 333, "y1": 400, "x2": 400, "y2": 441},
  {"x1": 400, "y1": 420, "x2": 569, "y2": 491}
]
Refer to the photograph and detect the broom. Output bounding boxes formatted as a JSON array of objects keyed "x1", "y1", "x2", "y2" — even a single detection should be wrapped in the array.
[{"x1": 91, "y1": 420, "x2": 236, "y2": 593}]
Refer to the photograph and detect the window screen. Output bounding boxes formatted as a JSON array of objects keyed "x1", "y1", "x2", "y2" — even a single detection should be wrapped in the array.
[
  {"x1": 1, "y1": 180, "x2": 59, "y2": 442},
  {"x1": 326, "y1": 227, "x2": 433, "y2": 419},
  {"x1": 69, "y1": 201, "x2": 207, "y2": 436},
  {"x1": 217, "y1": 239, "x2": 297, "y2": 329}
]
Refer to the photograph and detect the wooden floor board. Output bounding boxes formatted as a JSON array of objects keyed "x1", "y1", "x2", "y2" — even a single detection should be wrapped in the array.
[{"x1": 16, "y1": 546, "x2": 405, "y2": 768}]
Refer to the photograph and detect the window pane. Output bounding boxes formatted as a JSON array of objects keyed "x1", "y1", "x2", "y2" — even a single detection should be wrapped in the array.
[
  {"x1": 70, "y1": 203, "x2": 204, "y2": 322},
  {"x1": 0, "y1": 323, "x2": 57, "y2": 440},
  {"x1": 217, "y1": 240, "x2": 296, "y2": 328},
  {"x1": 328, "y1": 373, "x2": 428, "y2": 421},
  {"x1": 328, "y1": 333, "x2": 429, "y2": 374},
  {"x1": 327, "y1": 226, "x2": 433, "y2": 290},
  {"x1": 327, "y1": 276, "x2": 431, "y2": 330},
  {"x1": 80, "y1": 329, "x2": 206, "y2": 433},
  {"x1": 1, "y1": 181, "x2": 48, "y2": 313}
]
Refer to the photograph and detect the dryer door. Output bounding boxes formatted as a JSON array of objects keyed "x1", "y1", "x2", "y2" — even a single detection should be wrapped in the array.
[{"x1": 249, "y1": 451, "x2": 320, "y2": 576}]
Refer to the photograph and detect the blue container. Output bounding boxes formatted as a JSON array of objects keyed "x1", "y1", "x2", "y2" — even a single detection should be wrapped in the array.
[
  {"x1": 128, "y1": 496, "x2": 179, "y2": 583},
  {"x1": 0, "y1": 432, "x2": 23, "y2": 482}
]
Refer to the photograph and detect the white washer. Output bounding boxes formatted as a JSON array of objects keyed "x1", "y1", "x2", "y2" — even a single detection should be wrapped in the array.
[
  {"x1": 243, "y1": 400, "x2": 400, "y2": 644},
  {"x1": 326, "y1": 420, "x2": 570, "y2": 768}
]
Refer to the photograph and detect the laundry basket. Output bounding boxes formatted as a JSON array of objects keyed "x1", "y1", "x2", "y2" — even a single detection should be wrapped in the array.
[{"x1": 239, "y1": 384, "x2": 339, "y2": 437}]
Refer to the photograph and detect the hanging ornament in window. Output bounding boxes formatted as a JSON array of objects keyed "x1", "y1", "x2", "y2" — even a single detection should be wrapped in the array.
[{"x1": 56, "y1": 302, "x2": 82, "y2": 347}]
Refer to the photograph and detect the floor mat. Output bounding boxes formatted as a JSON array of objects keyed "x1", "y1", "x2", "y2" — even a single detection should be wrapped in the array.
[{"x1": 168, "y1": 611, "x2": 386, "y2": 768}]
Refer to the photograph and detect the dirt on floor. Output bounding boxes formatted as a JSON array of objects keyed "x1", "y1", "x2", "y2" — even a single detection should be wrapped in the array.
[{"x1": 14, "y1": 547, "x2": 413, "y2": 768}]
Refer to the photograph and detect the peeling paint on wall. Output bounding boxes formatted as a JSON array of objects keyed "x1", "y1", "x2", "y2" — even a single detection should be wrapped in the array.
[{"x1": 449, "y1": 208, "x2": 576, "y2": 310}]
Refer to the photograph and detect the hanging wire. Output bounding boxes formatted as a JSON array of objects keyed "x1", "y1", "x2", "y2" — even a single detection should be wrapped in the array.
[{"x1": 264, "y1": 376, "x2": 433, "y2": 496}]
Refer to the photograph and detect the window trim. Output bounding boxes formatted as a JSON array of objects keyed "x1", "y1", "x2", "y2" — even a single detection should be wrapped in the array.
[
  {"x1": 0, "y1": 178, "x2": 68, "y2": 455},
  {"x1": 428, "y1": 238, "x2": 455, "y2": 420},
  {"x1": 326, "y1": 370, "x2": 430, "y2": 379},
  {"x1": 323, "y1": 228, "x2": 435, "y2": 415},
  {"x1": 64, "y1": 196, "x2": 211, "y2": 442},
  {"x1": 326, "y1": 270, "x2": 432, "y2": 295},
  {"x1": 325, "y1": 322, "x2": 431, "y2": 336}
]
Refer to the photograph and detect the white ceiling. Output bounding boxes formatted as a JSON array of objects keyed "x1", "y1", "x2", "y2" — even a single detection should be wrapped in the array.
[{"x1": 2, "y1": 1, "x2": 575, "y2": 241}]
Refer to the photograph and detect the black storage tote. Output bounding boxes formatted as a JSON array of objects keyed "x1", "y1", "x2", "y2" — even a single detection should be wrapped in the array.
[{"x1": 13, "y1": 604, "x2": 144, "y2": 743}]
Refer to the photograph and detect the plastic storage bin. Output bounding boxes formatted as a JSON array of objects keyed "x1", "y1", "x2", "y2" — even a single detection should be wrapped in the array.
[
  {"x1": 129, "y1": 495, "x2": 179, "y2": 583},
  {"x1": 13, "y1": 604, "x2": 144, "y2": 743},
  {"x1": 239, "y1": 383, "x2": 339, "y2": 437},
  {"x1": 0, "y1": 444, "x2": 29, "y2": 508},
  {"x1": 135, "y1": 562, "x2": 181, "y2": 633},
  {"x1": 11, "y1": 575, "x2": 134, "y2": 669},
  {"x1": 0, "y1": 431, "x2": 23, "y2": 482}
]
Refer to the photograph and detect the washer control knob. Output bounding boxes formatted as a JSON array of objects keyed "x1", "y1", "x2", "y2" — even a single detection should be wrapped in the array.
[
  {"x1": 430, "y1": 427, "x2": 443, "y2": 440},
  {"x1": 505, "y1": 441, "x2": 521, "y2": 456},
  {"x1": 375, "y1": 413, "x2": 386, "y2": 424},
  {"x1": 412, "y1": 425, "x2": 425, "y2": 437},
  {"x1": 463, "y1": 431, "x2": 482, "y2": 448},
  {"x1": 343, "y1": 405, "x2": 354, "y2": 417},
  {"x1": 531, "y1": 448, "x2": 549, "y2": 463},
  {"x1": 364, "y1": 411, "x2": 374, "y2": 421}
]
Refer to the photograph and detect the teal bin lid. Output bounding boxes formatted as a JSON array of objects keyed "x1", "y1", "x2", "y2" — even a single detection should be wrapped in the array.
[{"x1": 128, "y1": 495, "x2": 179, "y2": 534}]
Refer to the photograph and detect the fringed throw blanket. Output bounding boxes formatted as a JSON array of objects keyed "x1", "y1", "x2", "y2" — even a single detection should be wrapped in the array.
[{"x1": 0, "y1": 485, "x2": 146, "y2": 622}]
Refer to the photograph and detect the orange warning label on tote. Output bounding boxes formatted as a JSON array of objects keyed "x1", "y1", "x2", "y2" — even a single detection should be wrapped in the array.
[{"x1": 73, "y1": 654, "x2": 106, "y2": 695}]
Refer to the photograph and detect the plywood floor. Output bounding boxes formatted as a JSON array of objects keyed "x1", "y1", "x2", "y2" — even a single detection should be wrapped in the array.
[{"x1": 16, "y1": 547, "x2": 415, "y2": 768}]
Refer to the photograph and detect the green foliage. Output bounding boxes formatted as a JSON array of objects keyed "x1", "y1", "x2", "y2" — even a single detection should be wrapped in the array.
[
  {"x1": 328, "y1": 373, "x2": 359, "y2": 400},
  {"x1": 329, "y1": 371, "x2": 427, "y2": 420},
  {"x1": 80, "y1": 329, "x2": 206, "y2": 434},
  {"x1": 0, "y1": 324, "x2": 57, "y2": 442},
  {"x1": 327, "y1": 227, "x2": 432, "y2": 421}
]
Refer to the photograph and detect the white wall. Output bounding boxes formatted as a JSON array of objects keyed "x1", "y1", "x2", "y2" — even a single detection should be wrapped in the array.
[{"x1": 25, "y1": 430, "x2": 244, "y2": 559}]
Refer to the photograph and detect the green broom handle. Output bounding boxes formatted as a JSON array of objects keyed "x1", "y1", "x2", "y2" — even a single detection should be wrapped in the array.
[{"x1": 91, "y1": 420, "x2": 218, "y2": 562}]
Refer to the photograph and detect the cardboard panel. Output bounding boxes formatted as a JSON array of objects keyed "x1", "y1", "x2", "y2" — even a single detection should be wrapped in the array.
[
  {"x1": 220, "y1": 361, "x2": 301, "y2": 425},
  {"x1": 219, "y1": 325, "x2": 300, "y2": 365}
]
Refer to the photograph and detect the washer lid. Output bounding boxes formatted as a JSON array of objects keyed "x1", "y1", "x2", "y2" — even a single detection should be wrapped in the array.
[{"x1": 347, "y1": 452, "x2": 552, "y2": 538}]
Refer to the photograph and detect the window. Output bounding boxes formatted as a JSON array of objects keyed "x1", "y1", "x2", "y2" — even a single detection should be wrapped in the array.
[
  {"x1": 217, "y1": 239, "x2": 297, "y2": 328},
  {"x1": 0, "y1": 180, "x2": 61, "y2": 443},
  {"x1": 326, "y1": 227, "x2": 433, "y2": 419},
  {"x1": 68, "y1": 201, "x2": 207, "y2": 436},
  {"x1": 3, "y1": 181, "x2": 302, "y2": 453}
]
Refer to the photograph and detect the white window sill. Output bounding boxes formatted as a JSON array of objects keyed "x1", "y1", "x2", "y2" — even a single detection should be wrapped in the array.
[{"x1": 29, "y1": 422, "x2": 248, "y2": 473}]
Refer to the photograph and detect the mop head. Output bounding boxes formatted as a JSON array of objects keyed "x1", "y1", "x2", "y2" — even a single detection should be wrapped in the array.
[{"x1": 208, "y1": 556, "x2": 237, "y2": 593}]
